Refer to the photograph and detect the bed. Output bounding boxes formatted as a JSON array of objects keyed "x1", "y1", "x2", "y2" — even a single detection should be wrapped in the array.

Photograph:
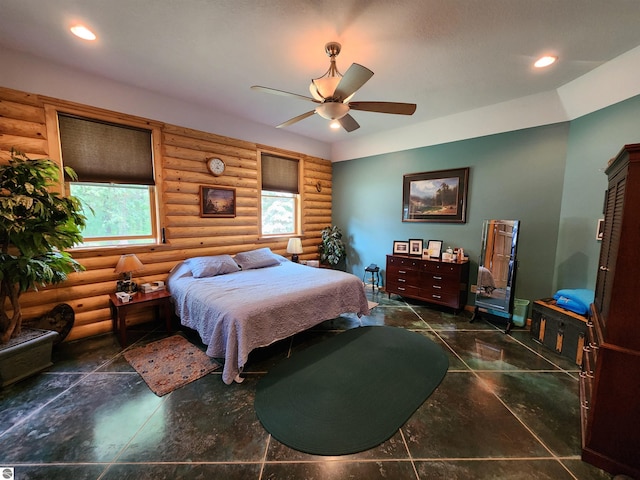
[{"x1": 167, "y1": 248, "x2": 370, "y2": 384}]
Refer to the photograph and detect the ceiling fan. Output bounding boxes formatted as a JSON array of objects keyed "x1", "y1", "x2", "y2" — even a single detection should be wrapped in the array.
[{"x1": 251, "y1": 42, "x2": 417, "y2": 132}]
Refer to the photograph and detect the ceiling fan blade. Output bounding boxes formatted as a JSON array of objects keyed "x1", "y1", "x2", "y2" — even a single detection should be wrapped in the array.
[
  {"x1": 348, "y1": 101, "x2": 417, "y2": 115},
  {"x1": 338, "y1": 114, "x2": 360, "y2": 132},
  {"x1": 333, "y1": 63, "x2": 373, "y2": 101},
  {"x1": 276, "y1": 110, "x2": 316, "y2": 128},
  {"x1": 251, "y1": 86, "x2": 319, "y2": 104}
]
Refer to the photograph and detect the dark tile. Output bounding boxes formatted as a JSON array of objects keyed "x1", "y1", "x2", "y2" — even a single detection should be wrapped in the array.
[
  {"x1": 0, "y1": 373, "x2": 162, "y2": 463},
  {"x1": 262, "y1": 460, "x2": 418, "y2": 480},
  {"x1": 414, "y1": 330, "x2": 469, "y2": 370},
  {"x1": 403, "y1": 372, "x2": 549, "y2": 458},
  {"x1": 0, "y1": 372, "x2": 80, "y2": 431},
  {"x1": 265, "y1": 429, "x2": 409, "y2": 462},
  {"x1": 101, "y1": 463, "x2": 262, "y2": 480},
  {"x1": 476, "y1": 371, "x2": 582, "y2": 456},
  {"x1": 438, "y1": 331, "x2": 560, "y2": 371},
  {"x1": 561, "y1": 459, "x2": 614, "y2": 479},
  {"x1": 419, "y1": 308, "x2": 501, "y2": 331},
  {"x1": 414, "y1": 459, "x2": 577, "y2": 479},
  {"x1": 117, "y1": 376, "x2": 268, "y2": 462},
  {"x1": 13, "y1": 464, "x2": 108, "y2": 480},
  {"x1": 360, "y1": 305, "x2": 429, "y2": 329},
  {"x1": 51, "y1": 334, "x2": 123, "y2": 372}
]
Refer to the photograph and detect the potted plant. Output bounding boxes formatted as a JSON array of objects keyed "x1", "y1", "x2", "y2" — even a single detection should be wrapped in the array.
[
  {"x1": 318, "y1": 225, "x2": 346, "y2": 268},
  {"x1": 0, "y1": 149, "x2": 86, "y2": 385}
]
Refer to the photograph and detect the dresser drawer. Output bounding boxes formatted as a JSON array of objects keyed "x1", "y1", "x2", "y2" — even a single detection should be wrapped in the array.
[
  {"x1": 387, "y1": 255, "x2": 423, "y2": 269},
  {"x1": 423, "y1": 261, "x2": 462, "y2": 275},
  {"x1": 386, "y1": 282, "x2": 422, "y2": 298},
  {"x1": 420, "y1": 290, "x2": 459, "y2": 308},
  {"x1": 387, "y1": 265, "x2": 421, "y2": 285}
]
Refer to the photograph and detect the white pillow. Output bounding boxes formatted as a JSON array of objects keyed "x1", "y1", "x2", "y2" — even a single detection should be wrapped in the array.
[
  {"x1": 234, "y1": 248, "x2": 281, "y2": 270},
  {"x1": 186, "y1": 255, "x2": 240, "y2": 278}
]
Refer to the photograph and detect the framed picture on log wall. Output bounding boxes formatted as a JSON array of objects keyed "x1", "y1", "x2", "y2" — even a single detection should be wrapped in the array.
[
  {"x1": 402, "y1": 167, "x2": 469, "y2": 223},
  {"x1": 200, "y1": 185, "x2": 236, "y2": 218}
]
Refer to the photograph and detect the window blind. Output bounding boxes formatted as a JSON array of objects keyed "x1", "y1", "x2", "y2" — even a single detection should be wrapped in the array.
[
  {"x1": 58, "y1": 114, "x2": 154, "y2": 185},
  {"x1": 261, "y1": 154, "x2": 299, "y2": 194}
]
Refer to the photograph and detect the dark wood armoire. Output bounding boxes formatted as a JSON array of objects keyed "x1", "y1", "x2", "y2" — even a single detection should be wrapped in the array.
[{"x1": 581, "y1": 144, "x2": 640, "y2": 478}]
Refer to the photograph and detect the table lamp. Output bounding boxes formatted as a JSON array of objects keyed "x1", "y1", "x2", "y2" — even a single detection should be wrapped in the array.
[
  {"x1": 114, "y1": 254, "x2": 144, "y2": 293},
  {"x1": 287, "y1": 238, "x2": 303, "y2": 263}
]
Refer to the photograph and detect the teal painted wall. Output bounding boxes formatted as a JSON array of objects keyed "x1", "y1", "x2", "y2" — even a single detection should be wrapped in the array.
[
  {"x1": 333, "y1": 123, "x2": 570, "y2": 305},
  {"x1": 555, "y1": 94, "x2": 640, "y2": 290},
  {"x1": 333, "y1": 93, "x2": 640, "y2": 308}
]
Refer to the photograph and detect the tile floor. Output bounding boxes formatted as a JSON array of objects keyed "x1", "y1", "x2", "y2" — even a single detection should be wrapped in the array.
[{"x1": 0, "y1": 290, "x2": 615, "y2": 480}]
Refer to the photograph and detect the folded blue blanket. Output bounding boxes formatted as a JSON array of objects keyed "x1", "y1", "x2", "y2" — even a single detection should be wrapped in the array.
[{"x1": 553, "y1": 289, "x2": 594, "y2": 315}]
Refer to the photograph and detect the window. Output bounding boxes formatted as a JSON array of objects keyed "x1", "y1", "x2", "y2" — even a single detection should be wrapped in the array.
[
  {"x1": 260, "y1": 153, "x2": 300, "y2": 236},
  {"x1": 58, "y1": 113, "x2": 157, "y2": 247}
]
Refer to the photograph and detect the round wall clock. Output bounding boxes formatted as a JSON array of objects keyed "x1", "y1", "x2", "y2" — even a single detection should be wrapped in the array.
[{"x1": 207, "y1": 157, "x2": 225, "y2": 176}]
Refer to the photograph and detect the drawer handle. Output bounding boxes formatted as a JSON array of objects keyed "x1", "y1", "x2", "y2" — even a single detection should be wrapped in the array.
[
  {"x1": 399, "y1": 270, "x2": 407, "y2": 274},
  {"x1": 432, "y1": 294, "x2": 442, "y2": 299},
  {"x1": 398, "y1": 287, "x2": 406, "y2": 291},
  {"x1": 398, "y1": 278, "x2": 406, "y2": 283},
  {"x1": 433, "y1": 276, "x2": 442, "y2": 280},
  {"x1": 433, "y1": 285, "x2": 442, "y2": 289},
  {"x1": 599, "y1": 265, "x2": 609, "y2": 271}
]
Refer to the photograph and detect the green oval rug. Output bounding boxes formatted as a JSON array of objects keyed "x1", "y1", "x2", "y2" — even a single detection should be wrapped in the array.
[{"x1": 254, "y1": 325, "x2": 449, "y2": 455}]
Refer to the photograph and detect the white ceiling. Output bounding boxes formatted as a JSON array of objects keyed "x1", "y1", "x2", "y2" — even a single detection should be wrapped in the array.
[{"x1": 2, "y1": 0, "x2": 640, "y2": 161}]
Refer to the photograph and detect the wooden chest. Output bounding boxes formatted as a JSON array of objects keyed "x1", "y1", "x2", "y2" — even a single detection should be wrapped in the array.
[{"x1": 530, "y1": 299, "x2": 588, "y2": 366}]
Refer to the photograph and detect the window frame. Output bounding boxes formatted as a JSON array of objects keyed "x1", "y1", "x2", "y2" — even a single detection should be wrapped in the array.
[
  {"x1": 44, "y1": 103, "x2": 165, "y2": 251},
  {"x1": 258, "y1": 151, "x2": 303, "y2": 238}
]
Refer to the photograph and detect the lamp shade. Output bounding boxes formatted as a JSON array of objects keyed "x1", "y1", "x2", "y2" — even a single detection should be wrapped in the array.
[
  {"x1": 287, "y1": 238, "x2": 303, "y2": 255},
  {"x1": 114, "y1": 254, "x2": 144, "y2": 273}
]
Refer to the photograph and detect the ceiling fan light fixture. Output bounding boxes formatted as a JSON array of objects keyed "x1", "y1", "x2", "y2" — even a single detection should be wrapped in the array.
[
  {"x1": 70, "y1": 24, "x2": 96, "y2": 41},
  {"x1": 309, "y1": 76, "x2": 341, "y2": 101},
  {"x1": 534, "y1": 55, "x2": 557, "y2": 68},
  {"x1": 329, "y1": 120, "x2": 341, "y2": 129},
  {"x1": 316, "y1": 102, "x2": 349, "y2": 120}
]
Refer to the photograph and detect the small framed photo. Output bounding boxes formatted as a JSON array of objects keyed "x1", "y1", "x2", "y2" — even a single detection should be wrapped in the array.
[
  {"x1": 427, "y1": 239, "x2": 443, "y2": 258},
  {"x1": 200, "y1": 185, "x2": 236, "y2": 217},
  {"x1": 409, "y1": 238, "x2": 423, "y2": 256},
  {"x1": 596, "y1": 218, "x2": 604, "y2": 240},
  {"x1": 393, "y1": 240, "x2": 409, "y2": 255}
]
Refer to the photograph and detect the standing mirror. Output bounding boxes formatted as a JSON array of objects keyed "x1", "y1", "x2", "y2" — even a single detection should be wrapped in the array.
[{"x1": 473, "y1": 219, "x2": 520, "y2": 331}]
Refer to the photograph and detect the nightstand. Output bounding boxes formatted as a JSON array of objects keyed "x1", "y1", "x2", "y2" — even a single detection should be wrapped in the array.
[{"x1": 108, "y1": 290, "x2": 173, "y2": 346}]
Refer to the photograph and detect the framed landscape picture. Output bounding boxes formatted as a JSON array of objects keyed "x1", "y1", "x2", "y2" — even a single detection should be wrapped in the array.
[
  {"x1": 200, "y1": 185, "x2": 236, "y2": 217},
  {"x1": 402, "y1": 167, "x2": 469, "y2": 223}
]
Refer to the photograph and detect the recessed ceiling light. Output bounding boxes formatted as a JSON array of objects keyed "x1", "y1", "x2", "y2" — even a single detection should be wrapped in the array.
[
  {"x1": 70, "y1": 25, "x2": 96, "y2": 41},
  {"x1": 534, "y1": 55, "x2": 557, "y2": 68}
]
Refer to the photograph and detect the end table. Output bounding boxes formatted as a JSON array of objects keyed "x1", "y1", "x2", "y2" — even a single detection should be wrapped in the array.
[{"x1": 109, "y1": 290, "x2": 173, "y2": 346}]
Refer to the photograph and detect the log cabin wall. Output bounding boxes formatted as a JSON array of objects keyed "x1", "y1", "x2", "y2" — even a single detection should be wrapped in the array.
[{"x1": 0, "y1": 86, "x2": 333, "y2": 341}]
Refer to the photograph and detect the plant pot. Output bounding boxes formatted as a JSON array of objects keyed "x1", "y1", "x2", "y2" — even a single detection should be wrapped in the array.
[{"x1": 0, "y1": 328, "x2": 58, "y2": 387}]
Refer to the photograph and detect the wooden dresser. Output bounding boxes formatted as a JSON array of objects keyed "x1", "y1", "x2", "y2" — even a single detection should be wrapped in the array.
[
  {"x1": 580, "y1": 144, "x2": 640, "y2": 478},
  {"x1": 385, "y1": 255, "x2": 469, "y2": 312}
]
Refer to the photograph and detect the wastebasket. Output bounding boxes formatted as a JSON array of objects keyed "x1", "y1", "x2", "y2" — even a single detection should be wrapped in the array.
[{"x1": 512, "y1": 299, "x2": 530, "y2": 327}]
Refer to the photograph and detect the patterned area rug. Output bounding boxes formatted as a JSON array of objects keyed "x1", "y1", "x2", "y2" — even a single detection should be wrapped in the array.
[{"x1": 124, "y1": 335, "x2": 220, "y2": 396}]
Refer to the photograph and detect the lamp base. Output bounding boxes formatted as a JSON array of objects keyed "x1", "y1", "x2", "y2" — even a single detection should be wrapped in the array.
[
  {"x1": 291, "y1": 254, "x2": 300, "y2": 263},
  {"x1": 116, "y1": 280, "x2": 138, "y2": 293}
]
